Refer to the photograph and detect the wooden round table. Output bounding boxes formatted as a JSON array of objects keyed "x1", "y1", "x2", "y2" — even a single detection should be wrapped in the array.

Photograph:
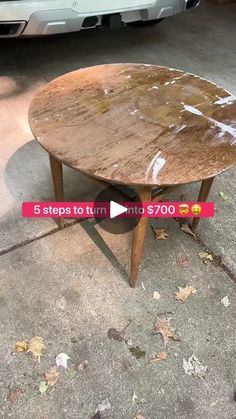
[{"x1": 29, "y1": 63, "x2": 236, "y2": 287}]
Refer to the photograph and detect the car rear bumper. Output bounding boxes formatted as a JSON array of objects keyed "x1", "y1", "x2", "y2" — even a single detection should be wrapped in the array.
[
  {"x1": 0, "y1": 0, "x2": 199, "y2": 38},
  {"x1": 23, "y1": 6, "x2": 177, "y2": 36}
]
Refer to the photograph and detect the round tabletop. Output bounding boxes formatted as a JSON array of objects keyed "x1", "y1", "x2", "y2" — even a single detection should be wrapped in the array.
[{"x1": 29, "y1": 63, "x2": 236, "y2": 186}]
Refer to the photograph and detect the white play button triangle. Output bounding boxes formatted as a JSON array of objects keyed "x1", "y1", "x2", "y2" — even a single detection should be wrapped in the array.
[{"x1": 110, "y1": 201, "x2": 128, "y2": 219}]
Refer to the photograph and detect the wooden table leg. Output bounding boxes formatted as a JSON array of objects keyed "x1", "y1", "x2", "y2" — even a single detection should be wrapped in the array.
[
  {"x1": 49, "y1": 154, "x2": 65, "y2": 229},
  {"x1": 130, "y1": 185, "x2": 152, "y2": 288},
  {"x1": 192, "y1": 177, "x2": 214, "y2": 231}
]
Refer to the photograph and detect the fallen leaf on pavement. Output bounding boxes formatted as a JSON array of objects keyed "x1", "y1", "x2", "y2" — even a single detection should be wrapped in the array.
[
  {"x1": 132, "y1": 391, "x2": 138, "y2": 403},
  {"x1": 219, "y1": 192, "x2": 228, "y2": 201},
  {"x1": 91, "y1": 413, "x2": 101, "y2": 419},
  {"x1": 38, "y1": 381, "x2": 48, "y2": 395},
  {"x1": 7, "y1": 387, "x2": 22, "y2": 403},
  {"x1": 177, "y1": 255, "x2": 190, "y2": 268},
  {"x1": 152, "y1": 227, "x2": 169, "y2": 240},
  {"x1": 107, "y1": 328, "x2": 127, "y2": 342},
  {"x1": 149, "y1": 351, "x2": 168, "y2": 363},
  {"x1": 198, "y1": 251, "x2": 213, "y2": 263},
  {"x1": 154, "y1": 319, "x2": 179, "y2": 346},
  {"x1": 153, "y1": 291, "x2": 161, "y2": 300},
  {"x1": 180, "y1": 223, "x2": 196, "y2": 238},
  {"x1": 129, "y1": 346, "x2": 146, "y2": 359},
  {"x1": 27, "y1": 336, "x2": 45, "y2": 362},
  {"x1": 175, "y1": 285, "x2": 197, "y2": 303},
  {"x1": 15, "y1": 341, "x2": 28, "y2": 353},
  {"x1": 55, "y1": 353, "x2": 70, "y2": 369},
  {"x1": 141, "y1": 282, "x2": 146, "y2": 290},
  {"x1": 45, "y1": 366, "x2": 59, "y2": 386},
  {"x1": 77, "y1": 360, "x2": 88, "y2": 371},
  {"x1": 183, "y1": 355, "x2": 207, "y2": 379},
  {"x1": 97, "y1": 398, "x2": 111, "y2": 412},
  {"x1": 221, "y1": 296, "x2": 230, "y2": 307},
  {"x1": 107, "y1": 320, "x2": 132, "y2": 343}
]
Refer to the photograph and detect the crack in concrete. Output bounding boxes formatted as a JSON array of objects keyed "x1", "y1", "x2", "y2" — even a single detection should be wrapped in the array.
[
  {"x1": 0, "y1": 227, "x2": 60, "y2": 256},
  {"x1": 194, "y1": 233, "x2": 236, "y2": 284},
  {"x1": 175, "y1": 219, "x2": 236, "y2": 284},
  {"x1": 0, "y1": 218, "x2": 235, "y2": 284}
]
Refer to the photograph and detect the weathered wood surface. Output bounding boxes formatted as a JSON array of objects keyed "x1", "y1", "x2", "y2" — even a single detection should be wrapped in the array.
[{"x1": 29, "y1": 63, "x2": 236, "y2": 186}]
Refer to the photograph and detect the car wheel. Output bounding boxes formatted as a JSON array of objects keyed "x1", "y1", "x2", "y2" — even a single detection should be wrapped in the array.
[{"x1": 127, "y1": 18, "x2": 164, "y2": 27}]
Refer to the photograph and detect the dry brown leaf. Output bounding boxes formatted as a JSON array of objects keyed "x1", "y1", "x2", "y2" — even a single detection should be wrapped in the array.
[
  {"x1": 183, "y1": 355, "x2": 208, "y2": 379},
  {"x1": 129, "y1": 346, "x2": 146, "y2": 359},
  {"x1": 107, "y1": 328, "x2": 127, "y2": 342},
  {"x1": 45, "y1": 366, "x2": 59, "y2": 386},
  {"x1": 177, "y1": 255, "x2": 190, "y2": 268},
  {"x1": 149, "y1": 351, "x2": 168, "y2": 363},
  {"x1": 7, "y1": 387, "x2": 22, "y2": 403},
  {"x1": 154, "y1": 319, "x2": 179, "y2": 346},
  {"x1": 198, "y1": 251, "x2": 213, "y2": 263},
  {"x1": 27, "y1": 336, "x2": 45, "y2": 362},
  {"x1": 175, "y1": 285, "x2": 197, "y2": 303},
  {"x1": 152, "y1": 227, "x2": 169, "y2": 240},
  {"x1": 180, "y1": 223, "x2": 196, "y2": 238},
  {"x1": 15, "y1": 341, "x2": 28, "y2": 352},
  {"x1": 107, "y1": 320, "x2": 131, "y2": 343},
  {"x1": 91, "y1": 413, "x2": 101, "y2": 419}
]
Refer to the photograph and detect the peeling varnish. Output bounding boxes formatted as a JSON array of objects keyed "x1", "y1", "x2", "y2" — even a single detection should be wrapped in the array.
[
  {"x1": 130, "y1": 109, "x2": 138, "y2": 116},
  {"x1": 146, "y1": 151, "x2": 166, "y2": 182},
  {"x1": 183, "y1": 103, "x2": 236, "y2": 142},
  {"x1": 183, "y1": 104, "x2": 203, "y2": 116},
  {"x1": 164, "y1": 80, "x2": 176, "y2": 86},
  {"x1": 148, "y1": 86, "x2": 159, "y2": 91},
  {"x1": 214, "y1": 95, "x2": 236, "y2": 106},
  {"x1": 175, "y1": 124, "x2": 187, "y2": 133}
]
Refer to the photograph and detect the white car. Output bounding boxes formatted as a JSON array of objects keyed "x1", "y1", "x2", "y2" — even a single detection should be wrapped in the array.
[{"x1": 0, "y1": 0, "x2": 200, "y2": 38}]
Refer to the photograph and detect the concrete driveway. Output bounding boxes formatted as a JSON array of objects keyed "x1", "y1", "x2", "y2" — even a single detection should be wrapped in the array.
[{"x1": 0, "y1": 2, "x2": 236, "y2": 418}]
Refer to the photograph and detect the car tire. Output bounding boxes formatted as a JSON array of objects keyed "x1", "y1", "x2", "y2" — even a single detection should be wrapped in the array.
[{"x1": 127, "y1": 18, "x2": 164, "y2": 27}]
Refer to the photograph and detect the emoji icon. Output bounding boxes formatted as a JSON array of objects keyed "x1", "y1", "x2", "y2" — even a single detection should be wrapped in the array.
[
  {"x1": 179, "y1": 204, "x2": 189, "y2": 216},
  {"x1": 192, "y1": 204, "x2": 202, "y2": 216}
]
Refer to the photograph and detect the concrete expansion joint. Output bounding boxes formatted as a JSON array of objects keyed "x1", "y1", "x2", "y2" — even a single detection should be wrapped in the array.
[
  {"x1": 193, "y1": 231, "x2": 236, "y2": 284},
  {"x1": 0, "y1": 219, "x2": 235, "y2": 285}
]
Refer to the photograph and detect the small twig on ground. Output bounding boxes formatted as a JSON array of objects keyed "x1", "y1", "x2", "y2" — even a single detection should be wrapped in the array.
[{"x1": 120, "y1": 320, "x2": 132, "y2": 333}]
